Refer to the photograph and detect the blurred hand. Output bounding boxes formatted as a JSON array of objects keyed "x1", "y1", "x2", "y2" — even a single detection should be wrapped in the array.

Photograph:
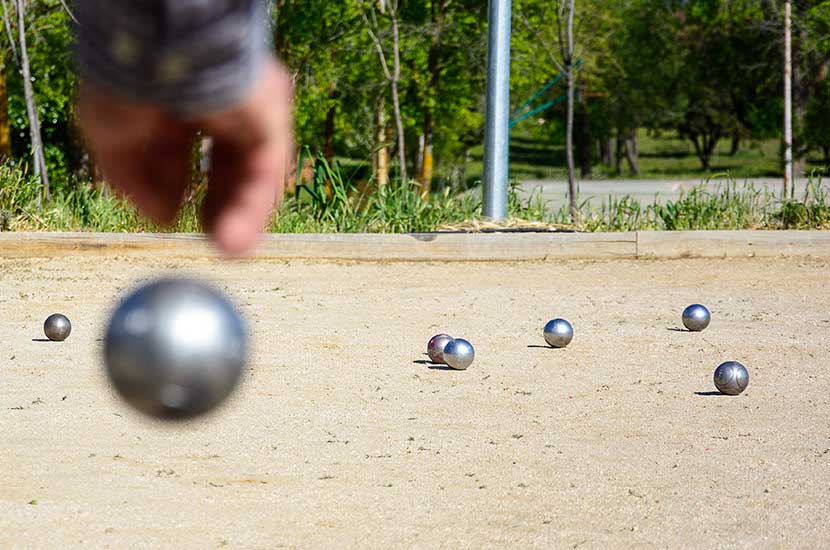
[{"x1": 78, "y1": 60, "x2": 294, "y2": 255}]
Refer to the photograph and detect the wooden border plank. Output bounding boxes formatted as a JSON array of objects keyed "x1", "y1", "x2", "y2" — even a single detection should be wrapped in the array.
[
  {"x1": 1, "y1": 231, "x2": 829, "y2": 261},
  {"x1": 0, "y1": 233, "x2": 214, "y2": 258},
  {"x1": 0, "y1": 232, "x2": 637, "y2": 261},
  {"x1": 636, "y1": 230, "x2": 830, "y2": 259},
  {"x1": 255, "y1": 233, "x2": 637, "y2": 261}
]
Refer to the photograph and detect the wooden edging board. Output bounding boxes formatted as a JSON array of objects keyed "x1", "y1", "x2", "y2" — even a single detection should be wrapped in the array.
[
  {"x1": 635, "y1": 230, "x2": 830, "y2": 259},
  {"x1": 0, "y1": 231, "x2": 828, "y2": 261}
]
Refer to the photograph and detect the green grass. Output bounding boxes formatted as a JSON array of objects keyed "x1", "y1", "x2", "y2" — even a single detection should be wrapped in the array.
[
  {"x1": 1, "y1": 157, "x2": 828, "y2": 235},
  {"x1": 462, "y1": 128, "x2": 824, "y2": 183},
  {"x1": 578, "y1": 180, "x2": 830, "y2": 231}
]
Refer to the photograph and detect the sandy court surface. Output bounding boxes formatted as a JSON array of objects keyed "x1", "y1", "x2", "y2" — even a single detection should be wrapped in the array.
[{"x1": 1, "y1": 255, "x2": 829, "y2": 549}]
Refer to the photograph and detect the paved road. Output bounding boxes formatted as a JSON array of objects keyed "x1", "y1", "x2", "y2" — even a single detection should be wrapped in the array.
[{"x1": 513, "y1": 176, "x2": 827, "y2": 210}]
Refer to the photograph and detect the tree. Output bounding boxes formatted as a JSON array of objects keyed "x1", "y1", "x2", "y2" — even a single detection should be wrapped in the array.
[
  {"x1": 677, "y1": 2, "x2": 781, "y2": 171},
  {"x1": 514, "y1": 0, "x2": 580, "y2": 219},
  {"x1": 563, "y1": 0, "x2": 576, "y2": 217},
  {"x1": 363, "y1": 0, "x2": 407, "y2": 184},
  {"x1": 403, "y1": 0, "x2": 486, "y2": 191},
  {"x1": 805, "y1": 80, "x2": 830, "y2": 162},
  {"x1": 800, "y1": 0, "x2": 830, "y2": 167},
  {"x1": 273, "y1": 2, "x2": 372, "y2": 160},
  {"x1": 0, "y1": 0, "x2": 15, "y2": 159},
  {"x1": 514, "y1": 0, "x2": 616, "y2": 213},
  {"x1": 604, "y1": 1, "x2": 781, "y2": 173},
  {"x1": 0, "y1": 0, "x2": 76, "y2": 190},
  {"x1": 601, "y1": 1, "x2": 676, "y2": 174},
  {"x1": 9, "y1": 0, "x2": 48, "y2": 197}
]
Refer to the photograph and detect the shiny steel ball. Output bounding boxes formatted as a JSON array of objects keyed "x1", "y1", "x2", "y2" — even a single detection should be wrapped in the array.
[
  {"x1": 104, "y1": 279, "x2": 248, "y2": 419},
  {"x1": 682, "y1": 304, "x2": 711, "y2": 332},
  {"x1": 44, "y1": 313, "x2": 71, "y2": 341},
  {"x1": 427, "y1": 333, "x2": 453, "y2": 364},
  {"x1": 443, "y1": 338, "x2": 475, "y2": 370},
  {"x1": 713, "y1": 361, "x2": 749, "y2": 396},
  {"x1": 543, "y1": 318, "x2": 573, "y2": 348}
]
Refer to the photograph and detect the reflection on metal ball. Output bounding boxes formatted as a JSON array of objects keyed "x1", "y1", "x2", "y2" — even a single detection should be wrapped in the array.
[
  {"x1": 713, "y1": 361, "x2": 749, "y2": 396},
  {"x1": 427, "y1": 333, "x2": 453, "y2": 364},
  {"x1": 543, "y1": 318, "x2": 573, "y2": 348},
  {"x1": 44, "y1": 314, "x2": 71, "y2": 341},
  {"x1": 104, "y1": 279, "x2": 248, "y2": 419},
  {"x1": 443, "y1": 338, "x2": 475, "y2": 370},
  {"x1": 682, "y1": 304, "x2": 711, "y2": 332}
]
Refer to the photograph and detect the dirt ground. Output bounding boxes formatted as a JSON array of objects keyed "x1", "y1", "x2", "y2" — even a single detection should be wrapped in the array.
[{"x1": 1, "y1": 256, "x2": 829, "y2": 549}]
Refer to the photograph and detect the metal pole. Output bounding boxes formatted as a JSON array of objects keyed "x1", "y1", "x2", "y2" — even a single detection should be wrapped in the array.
[
  {"x1": 784, "y1": 0, "x2": 793, "y2": 198},
  {"x1": 482, "y1": 0, "x2": 511, "y2": 220}
]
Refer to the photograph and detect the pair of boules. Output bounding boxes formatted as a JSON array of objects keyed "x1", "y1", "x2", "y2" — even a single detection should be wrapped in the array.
[{"x1": 427, "y1": 333, "x2": 474, "y2": 370}]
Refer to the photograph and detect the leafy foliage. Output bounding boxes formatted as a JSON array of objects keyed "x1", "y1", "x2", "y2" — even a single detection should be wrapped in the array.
[
  {"x1": 0, "y1": 0, "x2": 827, "y2": 220},
  {"x1": 5, "y1": 1, "x2": 78, "y2": 185}
]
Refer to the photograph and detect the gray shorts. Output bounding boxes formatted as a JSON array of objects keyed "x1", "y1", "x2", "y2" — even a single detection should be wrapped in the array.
[{"x1": 76, "y1": 0, "x2": 269, "y2": 116}]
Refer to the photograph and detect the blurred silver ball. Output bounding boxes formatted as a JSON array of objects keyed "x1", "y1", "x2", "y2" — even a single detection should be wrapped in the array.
[
  {"x1": 682, "y1": 304, "x2": 711, "y2": 332},
  {"x1": 104, "y1": 279, "x2": 248, "y2": 419},
  {"x1": 713, "y1": 361, "x2": 749, "y2": 396},
  {"x1": 443, "y1": 338, "x2": 475, "y2": 370},
  {"x1": 44, "y1": 313, "x2": 71, "y2": 341},
  {"x1": 427, "y1": 333, "x2": 453, "y2": 364},
  {"x1": 543, "y1": 318, "x2": 573, "y2": 348}
]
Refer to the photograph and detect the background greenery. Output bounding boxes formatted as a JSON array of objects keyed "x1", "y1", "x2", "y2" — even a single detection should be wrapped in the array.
[{"x1": 0, "y1": 0, "x2": 828, "y2": 232}]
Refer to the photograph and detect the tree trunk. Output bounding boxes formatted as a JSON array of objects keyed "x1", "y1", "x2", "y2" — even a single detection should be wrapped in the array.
[
  {"x1": 419, "y1": 132, "x2": 433, "y2": 194},
  {"x1": 417, "y1": 117, "x2": 434, "y2": 194},
  {"x1": 696, "y1": 135, "x2": 712, "y2": 171},
  {"x1": 1, "y1": 0, "x2": 17, "y2": 63},
  {"x1": 624, "y1": 128, "x2": 640, "y2": 176},
  {"x1": 389, "y1": 7, "x2": 406, "y2": 185},
  {"x1": 323, "y1": 91, "x2": 336, "y2": 165},
  {"x1": 565, "y1": 76, "x2": 577, "y2": 216},
  {"x1": 564, "y1": 0, "x2": 577, "y2": 220},
  {"x1": 417, "y1": 1, "x2": 445, "y2": 195},
  {"x1": 365, "y1": 2, "x2": 406, "y2": 184},
  {"x1": 692, "y1": 130, "x2": 720, "y2": 171},
  {"x1": 730, "y1": 133, "x2": 740, "y2": 156},
  {"x1": 794, "y1": 156, "x2": 807, "y2": 179},
  {"x1": 600, "y1": 138, "x2": 613, "y2": 167},
  {"x1": 576, "y1": 99, "x2": 591, "y2": 179},
  {"x1": 414, "y1": 133, "x2": 424, "y2": 181},
  {"x1": 690, "y1": 134, "x2": 704, "y2": 169},
  {"x1": 615, "y1": 130, "x2": 624, "y2": 174},
  {"x1": 0, "y1": 63, "x2": 10, "y2": 159},
  {"x1": 273, "y1": 0, "x2": 288, "y2": 59},
  {"x1": 374, "y1": 97, "x2": 389, "y2": 186},
  {"x1": 790, "y1": 0, "x2": 808, "y2": 188},
  {"x1": 17, "y1": 0, "x2": 49, "y2": 200},
  {"x1": 198, "y1": 136, "x2": 212, "y2": 187}
]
